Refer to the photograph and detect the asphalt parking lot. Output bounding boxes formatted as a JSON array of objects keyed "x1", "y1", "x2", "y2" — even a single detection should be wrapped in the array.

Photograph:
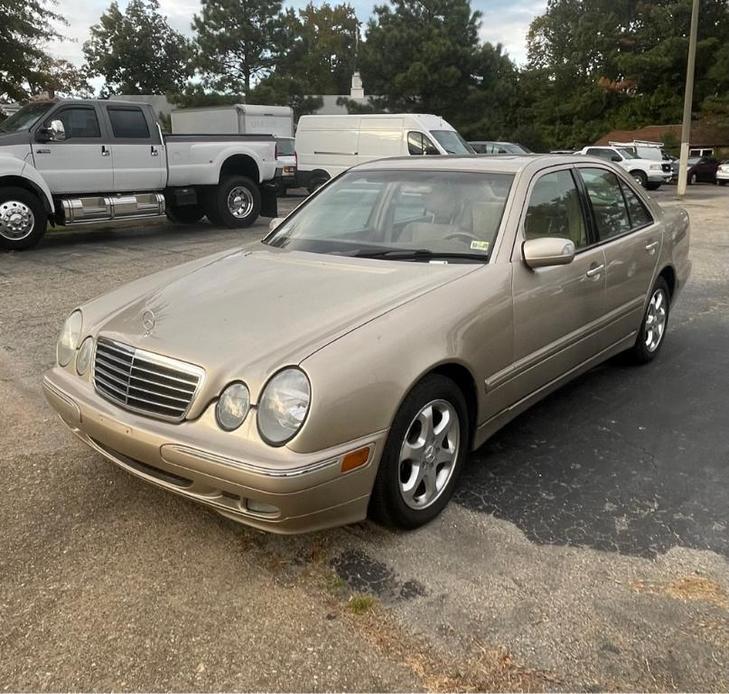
[{"x1": 1, "y1": 185, "x2": 728, "y2": 691}]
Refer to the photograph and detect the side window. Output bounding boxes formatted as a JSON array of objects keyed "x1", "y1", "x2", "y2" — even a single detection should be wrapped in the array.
[
  {"x1": 619, "y1": 181, "x2": 653, "y2": 229},
  {"x1": 54, "y1": 107, "x2": 101, "y2": 138},
  {"x1": 408, "y1": 131, "x2": 425, "y2": 155},
  {"x1": 586, "y1": 148, "x2": 613, "y2": 161},
  {"x1": 580, "y1": 168, "x2": 632, "y2": 240},
  {"x1": 524, "y1": 170, "x2": 588, "y2": 249},
  {"x1": 108, "y1": 108, "x2": 150, "y2": 139},
  {"x1": 407, "y1": 131, "x2": 439, "y2": 156}
]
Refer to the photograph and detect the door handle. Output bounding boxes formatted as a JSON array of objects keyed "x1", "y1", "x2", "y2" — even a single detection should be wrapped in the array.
[
  {"x1": 585, "y1": 263, "x2": 604, "y2": 278},
  {"x1": 101, "y1": 145, "x2": 110, "y2": 157},
  {"x1": 645, "y1": 241, "x2": 659, "y2": 255},
  {"x1": 36, "y1": 148, "x2": 51, "y2": 154},
  {"x1": 151, "y1": 146, "x2": 159, "y2": 157}
]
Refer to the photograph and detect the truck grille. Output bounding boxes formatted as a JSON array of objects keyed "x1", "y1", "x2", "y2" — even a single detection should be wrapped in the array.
[{"x1": 93, "y1": 338, "x2": 204, "y2": 422}]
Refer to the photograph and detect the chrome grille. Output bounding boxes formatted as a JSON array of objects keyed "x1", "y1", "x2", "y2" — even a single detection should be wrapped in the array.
[{"x1": 93, "y1": 338, "x2": 204, "y2": 422}]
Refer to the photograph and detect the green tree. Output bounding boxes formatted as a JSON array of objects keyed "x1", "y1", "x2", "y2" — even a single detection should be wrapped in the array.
[
  {"x1": 0, "y1": 0, "x2": 68, "y2": 102},
  {"x1": 192, "y1": 0, "x2": 283, "y2": 94},
  {"x1": 274, "y1": 3, "x2": 359, "y2": 94},
  {"x1": 359, "y1": 0, "x2": 482, "y2": 121},
  {"x1": 83, "y1": 0, "x2": 193, "y2": 95}
]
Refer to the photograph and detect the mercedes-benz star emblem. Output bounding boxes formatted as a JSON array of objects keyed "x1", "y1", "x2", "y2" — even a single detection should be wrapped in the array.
[{"x1": 142, "y1": 309, "x2": 156, "y2": 335}]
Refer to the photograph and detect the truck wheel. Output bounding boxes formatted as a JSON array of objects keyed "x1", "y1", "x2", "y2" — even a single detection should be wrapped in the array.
[
  {"x1": 0, "y1": 187, "x2": 47, "y2": 251},
  {"x1": 307, "y1": 174, "x2": 329, "y2": 195},
  {"x1": 212, "y1": 176, "x2": 261, "y2": 228},
  {"x1": 166, "y1": 204, "x2": 205, "y2": 224},
  {"x1": 630, "y1": 170, "x2": 648, "y2": 188}
]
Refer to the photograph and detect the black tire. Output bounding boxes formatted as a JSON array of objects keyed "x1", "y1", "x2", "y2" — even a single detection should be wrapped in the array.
[
  {"x1": 630, "y1": 170, "x2": 648, "y2": 188},
  {"x1": 628, "y1": 277, "x2": 671, "y2": 364},
  {"x1": 719, "y1": 180, "x2": 727, "y2": 187},
  {"x1": 369, "y1": 374, "x2": 469, "y2": 530},
  {"x1": 166, "y1": 204, "x2": 205, "y2": 224},
  {"x1": 208, "y1": 176, "x2": 261, "y2": 229},
  {"x1": 307, "y1": 174, "x2": 329, "y2": 195},
  {"x1": 0, "y1": 187, "x2": 48, "y2": 251}
]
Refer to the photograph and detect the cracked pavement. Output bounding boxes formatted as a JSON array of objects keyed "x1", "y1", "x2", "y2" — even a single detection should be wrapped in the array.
[{"x1": 1, "y1": 187, "x2": 728, "y2": 691}]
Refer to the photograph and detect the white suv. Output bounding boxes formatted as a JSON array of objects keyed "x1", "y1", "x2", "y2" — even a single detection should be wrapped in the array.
[
  {"x1": 717, "y1": 161, "x2": 729, "y2": 186},
  {"x1": 578, "y1": 146, "x2": 672, "y2": 190}
]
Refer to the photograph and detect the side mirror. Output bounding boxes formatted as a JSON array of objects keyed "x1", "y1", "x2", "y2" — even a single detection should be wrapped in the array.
[
  {"x1": 268, "y1": 217, "x2": 284, "y2": 232},
  {"x1": 523, "y1": 237, "x2": 575, "y2": 269},
  {"x1": 37, "y1": 119, "x2": 65, "y2": 142},
  {"x1": 611, "y1": 154, "x2": 621, "y2": 162}
]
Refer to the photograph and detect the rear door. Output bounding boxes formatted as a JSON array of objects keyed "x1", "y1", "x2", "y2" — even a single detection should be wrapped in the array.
[
  {"x1": 576, "y1": 166, "x2": 661, "y2": 345},
  {"x1": 104, "y1": 105, "x2": 166, "y2": 192},
  {"x1": 510, "y1": 167, "x2": 607, "y2": 400},
  {"x1": 31, "y1": 103, "x2": 113, "y2": 194}
]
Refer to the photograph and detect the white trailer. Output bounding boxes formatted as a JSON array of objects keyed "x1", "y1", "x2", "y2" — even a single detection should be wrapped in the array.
[{"x1": 171, "y1": 104, "x2": 294, "y2": 138}]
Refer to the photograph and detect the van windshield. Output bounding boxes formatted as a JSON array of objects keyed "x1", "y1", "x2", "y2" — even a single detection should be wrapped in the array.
[
  {"x1": 430, "y1": 130, "x2": 473, "y2": 155},
  {"x1": 0, "y1": 102, "x2": 53, "y2": 133},
  {"x1": 264, "y1": 169, "x2": 514, "y2": 262}
]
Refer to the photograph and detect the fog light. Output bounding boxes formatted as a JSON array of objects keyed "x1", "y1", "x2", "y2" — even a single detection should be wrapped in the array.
[
  {"x1": 246, "y1": 499, "x2": 279, "y2": 515},
  {"x1": 76, "y1": 337, "x2": 94, "y2": 375}
]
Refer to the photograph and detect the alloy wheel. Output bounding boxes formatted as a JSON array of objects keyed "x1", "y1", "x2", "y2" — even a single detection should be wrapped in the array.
[
  {"x1": 645, "y1": 288, "x2": 668, "y2": 352},
  {"x1": 398, "y1": 399, "x2": 460, "y2": 510}
]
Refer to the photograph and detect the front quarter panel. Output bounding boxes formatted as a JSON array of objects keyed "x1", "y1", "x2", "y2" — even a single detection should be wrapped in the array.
[
  {"x1": 0, "y1": 156, "x2": 54, "y2": 211},
  {"x1": 293, "y1": 265, "x2": 514, "y2": 454}
]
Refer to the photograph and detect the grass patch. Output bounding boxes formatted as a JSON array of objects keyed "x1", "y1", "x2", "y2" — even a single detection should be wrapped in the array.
[{"x1": 348, "y1": 594, "x2": 376, "y2": 614}]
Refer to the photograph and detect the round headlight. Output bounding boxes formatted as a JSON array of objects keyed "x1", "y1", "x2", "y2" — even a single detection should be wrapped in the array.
[
  {"x1": 76, "y1": 336, "x2": 94, "y2": 375},
  {"x1": 257, "y1": 368, "x2": 310, "y2": 445},
  {"x1": 216, "y1": 382, "x2": 251, "y2": 431},
  {"x1": 57, "y1": 310, "x2": 83, "y2": 367}
]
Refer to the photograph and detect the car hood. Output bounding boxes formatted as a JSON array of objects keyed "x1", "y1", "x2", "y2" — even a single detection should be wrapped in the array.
[{"x1": 94, "y1": 245, "x2": 476, "y2": 408}]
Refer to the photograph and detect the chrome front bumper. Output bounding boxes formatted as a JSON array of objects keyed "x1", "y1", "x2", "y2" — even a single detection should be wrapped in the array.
[{"x1": 43, "y1": 368, "x2": 386, "y2": 534}]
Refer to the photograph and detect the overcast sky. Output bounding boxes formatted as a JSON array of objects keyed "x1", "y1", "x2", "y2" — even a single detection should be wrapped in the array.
[{"x1": 48, "y1": 0, "x2": 545, "y2": 77}]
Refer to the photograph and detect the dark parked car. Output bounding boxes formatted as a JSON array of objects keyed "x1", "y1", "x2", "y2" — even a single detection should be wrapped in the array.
[
  {"x1": 686, "y1": 156, "x2": 720, "y2": 184},
  {"x1": 469, "y1": 141, "x2": 532, "y2": 155}
]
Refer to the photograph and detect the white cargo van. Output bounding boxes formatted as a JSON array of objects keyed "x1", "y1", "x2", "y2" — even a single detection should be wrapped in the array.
[
  {"x1": 294, "y1": 114, "x2": 473, "y2": 192},
  {"x1": 171, "y1": 104, "x2": 294, "y2": 138}
]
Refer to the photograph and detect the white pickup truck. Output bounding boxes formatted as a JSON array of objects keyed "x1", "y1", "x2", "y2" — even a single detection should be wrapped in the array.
[
  {"x1": 576, "y1": 145, "x2": 672, "y2": 190},
  {"x1": 0, "y1": 99, "x2": 279, "y2": 250}
]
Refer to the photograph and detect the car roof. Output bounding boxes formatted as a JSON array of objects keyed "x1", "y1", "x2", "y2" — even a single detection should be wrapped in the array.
[{"x1": 353, "y1": 154, "x2": 575, "y2": 175}]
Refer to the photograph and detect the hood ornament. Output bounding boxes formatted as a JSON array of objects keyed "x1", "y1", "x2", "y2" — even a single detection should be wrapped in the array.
[{"x1": 142, "y1": 309, "x2": 156, "y2": 335}]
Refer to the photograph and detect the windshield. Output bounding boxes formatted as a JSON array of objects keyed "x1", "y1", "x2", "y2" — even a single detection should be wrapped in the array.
[
  {"x1": 0, "y1": 102, "x2": 53, "y2": 133},
  {"x1": 276, "y1": 138, "x2": 295, "y2": 156},
  {"x1": 264, "y1": 169, "x2": 513, "y2": 262},
  {"x1": 617, "y1": 147, "x2": 637, "y2": 159},
  {"x1": 430, "y1": 130, "x2": 474, "y2": 154}
]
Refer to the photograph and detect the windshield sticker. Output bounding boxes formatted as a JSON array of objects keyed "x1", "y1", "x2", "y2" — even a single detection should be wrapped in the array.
[{"x1": 470, "y1": 240, "x2": 490, "y2": 252}]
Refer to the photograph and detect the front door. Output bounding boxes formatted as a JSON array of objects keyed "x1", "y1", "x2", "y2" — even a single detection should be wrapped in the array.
[
  {"x1": 577, "y1": 166, "x2": 661, "y2": 344},
  {"x1": 104, "y1": 105, "x2": 167, "y2": 192},
  {"x1": 31, "y1": 104, "x2": 113, "y2": 194},
  {"x1": 510, "y1": 167, "x2": 607, "y2": 401}
]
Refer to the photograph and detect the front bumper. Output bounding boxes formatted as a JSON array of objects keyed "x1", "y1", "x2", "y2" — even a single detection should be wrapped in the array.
[
  {"x1": 43, "y1": 367, "x2": 385, "y2": 534},
  {"x1": 648, "y1": 172, "x2": 672, "y2": 184},
  {"x1": 717, "y1": 171, "x2": 729, "y2": 182}
]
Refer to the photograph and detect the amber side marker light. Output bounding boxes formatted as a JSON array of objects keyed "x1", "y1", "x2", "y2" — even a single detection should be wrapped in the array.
[{"x1": 340, "y1": 447, "x2": 371, "y2": 473}]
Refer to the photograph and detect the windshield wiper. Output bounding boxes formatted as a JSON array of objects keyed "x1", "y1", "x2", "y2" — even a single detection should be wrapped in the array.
[{"x1": 345, "y1": 248, "x2": 489, "y2": 262}]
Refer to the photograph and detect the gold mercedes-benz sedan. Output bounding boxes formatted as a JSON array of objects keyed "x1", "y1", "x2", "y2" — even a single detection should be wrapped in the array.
[{"x1": 43, "y1": 155, "x2": 691, "y2": 533}]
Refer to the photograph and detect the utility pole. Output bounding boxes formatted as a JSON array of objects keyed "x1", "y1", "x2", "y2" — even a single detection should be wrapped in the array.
[{"x1": 677, "y1": 0, "x2": 700, "y2": 196}]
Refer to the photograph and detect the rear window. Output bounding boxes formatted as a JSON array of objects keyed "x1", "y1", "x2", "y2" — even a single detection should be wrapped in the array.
[
  {"x1": 108, "y1": 108, "x2": 150, "y2": 138},
  {"x1": 276, "y1": 138, "x2": 295, "y2": 156}
]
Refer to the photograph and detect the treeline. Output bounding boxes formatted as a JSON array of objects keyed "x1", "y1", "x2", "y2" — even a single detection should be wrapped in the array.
[{"x1": 2, "y1": 0, "x2": 729, "y2": 150}]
